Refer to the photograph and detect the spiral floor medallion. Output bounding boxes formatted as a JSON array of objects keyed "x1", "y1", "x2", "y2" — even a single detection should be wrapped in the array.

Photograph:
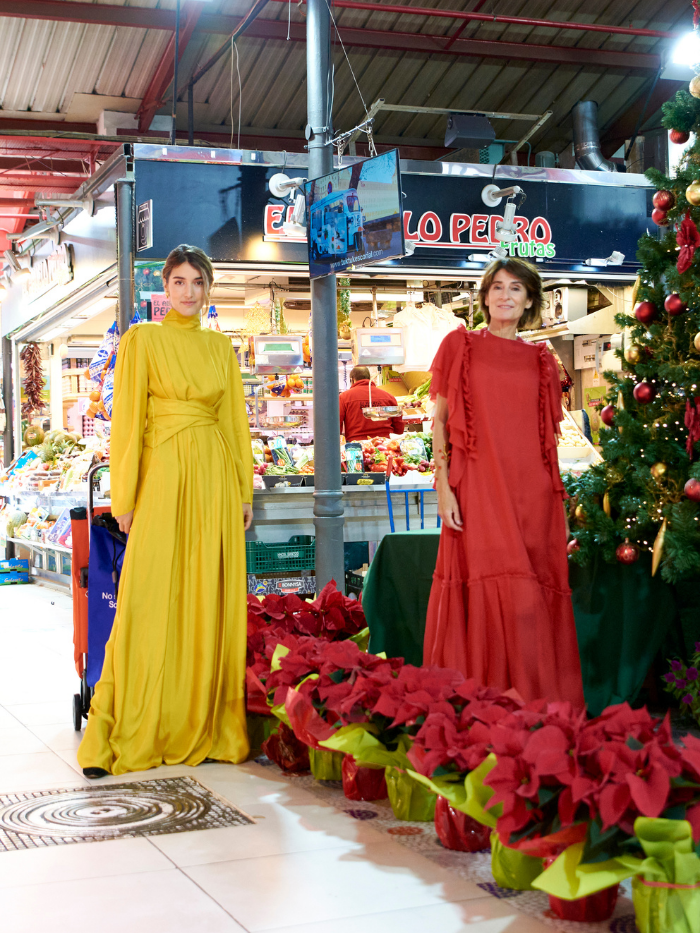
[{"x1": 0, "y1": 776, "x2": 253, "y2": 852}]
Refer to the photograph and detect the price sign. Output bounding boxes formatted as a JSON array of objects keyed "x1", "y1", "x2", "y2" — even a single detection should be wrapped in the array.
[{"x1": 151, "y1": 292, "x2": 170, "y2": 321}]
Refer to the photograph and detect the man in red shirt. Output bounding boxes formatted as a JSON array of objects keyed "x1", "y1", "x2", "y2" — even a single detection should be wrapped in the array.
[{"x1": 339, "y1": 366, "x2": 405, "y2": 442}]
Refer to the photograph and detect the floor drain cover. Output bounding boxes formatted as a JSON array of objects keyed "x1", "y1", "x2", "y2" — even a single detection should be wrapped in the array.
[{"x1": 0, "y1": 776, "x2": 253, "y2": 852}]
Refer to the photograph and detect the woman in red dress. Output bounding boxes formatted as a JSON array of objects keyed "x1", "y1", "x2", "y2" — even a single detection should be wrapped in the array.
[{"x1": 424, "y1": 258, "x2": 584, "y2": 708}]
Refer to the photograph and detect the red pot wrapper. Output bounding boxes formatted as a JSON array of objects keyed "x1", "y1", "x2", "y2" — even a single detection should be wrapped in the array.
[
  {"x1": 285, "y1": 687, "x2": 335, "y2": 750},
  {"x1": 548, "y1": 885, "x2": 619, "y2": 922},
  {"x1": 434, "y1": 794, "x2": 491, "y2": 852},
  {"x1": 261, "y1": 722, "x2": 310, "y2": 773},
  {"x1": 677, "y1": 213, "x2": 700, "y2": 274},
  {"x1": 342, "y1": 755, "x2": 388, "y2": 801}
]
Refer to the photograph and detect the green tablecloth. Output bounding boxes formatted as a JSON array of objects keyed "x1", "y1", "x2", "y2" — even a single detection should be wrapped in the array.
[{"x1": 363, "y1": 529, "x2": 699, "y2": 715}]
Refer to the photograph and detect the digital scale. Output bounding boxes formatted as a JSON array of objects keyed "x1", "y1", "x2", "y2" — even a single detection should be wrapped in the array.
[
  {"x1": 353, "y1": 328, "x2": 405, "y2": 367},
  {"x1": 253, "y1": 335, "x2": 305, "y2": 374}
]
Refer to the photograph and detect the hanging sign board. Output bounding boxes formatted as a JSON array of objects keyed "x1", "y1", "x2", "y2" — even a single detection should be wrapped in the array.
[
  {"x1": 137, "y1": 200, "x2": 153, "y2": 252},
  {"x1": 304, "y1": 149, "x2": 405, "y2": 279},
  {"x1": 23, "y1": 243, "x2": 73, "y2": 302},
  {"x1": 150, "y1": 292, "x2": 170, "y2": 321}
]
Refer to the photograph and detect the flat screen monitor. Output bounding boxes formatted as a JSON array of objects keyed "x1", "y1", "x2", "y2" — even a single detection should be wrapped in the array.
[{"x1": 304, "y1": 149, "x2": 404, "y2": 279}]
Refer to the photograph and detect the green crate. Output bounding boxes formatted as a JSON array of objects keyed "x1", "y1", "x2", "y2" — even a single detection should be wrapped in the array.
[{"x1": 245, "y1": 535, "x2": 315, "y2": 574}]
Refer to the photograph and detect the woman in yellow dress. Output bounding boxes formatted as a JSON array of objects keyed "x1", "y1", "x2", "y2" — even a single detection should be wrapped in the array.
[{"x1": 78, "y1": 244, "x2": 253, "y2": 777}]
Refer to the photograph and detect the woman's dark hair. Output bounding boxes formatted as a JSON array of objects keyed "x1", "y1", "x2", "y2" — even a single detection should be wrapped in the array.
[
  {"x1": 478, "y1": 257, "x2": 544, "y2": 331},
  {"x1": 162, "y1": 244, "x2": 215, "y2": 297}
]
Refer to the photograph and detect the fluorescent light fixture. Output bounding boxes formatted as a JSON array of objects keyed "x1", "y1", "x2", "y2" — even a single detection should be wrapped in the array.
[
  {"x1": 672, "y1": 30, "x2": 700, "y2": 67},
  {"x1": 349, "y1": 292, "x2": 410, "y2": 302},
  {"x1": 585, "y1": 251, "x2": 625, "y2": 267}
]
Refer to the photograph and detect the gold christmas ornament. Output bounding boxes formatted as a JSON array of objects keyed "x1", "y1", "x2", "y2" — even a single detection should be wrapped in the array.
[
  {"x1": 694, "y1": 332, "x2": 700, "y2": 352},
  {"x1": 603, "y1": 491, "x2": 612, "y2": 517},
  {"x1": 690, "y1": 74, "x2": 700, "y2": 99},
  {"x1": 651, "y1": 517, "x2": 667, "y2": 577},
  {"x1": 574, "y1": 504, "x2": 587, "y2": 523},
  {"x1": 686, "y1": 180, "x2": 700, "y2": 207},
  {"x1": 650, "y1": 461, "x2": 668, "y2": 481},
  {"x1": 624, "y1": 344, "x2": 643, "y2": 365}
]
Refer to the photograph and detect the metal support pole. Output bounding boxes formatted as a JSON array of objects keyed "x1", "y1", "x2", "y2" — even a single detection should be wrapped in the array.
[
  {"x1": 188, "y1": 82, "x2": 195, "y2": 146},
  {"x1": 11, "y1": 338, "x2": 21, "y2": 458},
  {"x1": 2, "y1": 336, "x2": 14, "y2": 468},
  {"x1": 115, "y1": 177, "x2": 135, "y2": 337},
  {"x1": 307, "y1": 0, "x2": 345, "y2": 591},
  {"x1": 171, "y1": 0, "x2": 181, "y2": 146},
  {"x1": 2, "y1": 336, "x2": 15, "y2": 556}
]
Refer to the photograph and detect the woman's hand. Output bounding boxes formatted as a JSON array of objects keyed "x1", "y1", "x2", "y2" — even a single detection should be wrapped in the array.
[
  {"x1": 242, "y1": 503, "x2": 253, "y2": 531},
  {"x1": 437, "y1": 486, "x2": 463, "y2": 532},
  {"x1": 116, "y1": 510, "x2": 134, "y2": 534}
]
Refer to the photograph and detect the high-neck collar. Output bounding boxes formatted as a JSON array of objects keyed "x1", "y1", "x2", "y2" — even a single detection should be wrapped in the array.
[{"x1": 162, "y1": 308, "x2": 202, "y2": 330}]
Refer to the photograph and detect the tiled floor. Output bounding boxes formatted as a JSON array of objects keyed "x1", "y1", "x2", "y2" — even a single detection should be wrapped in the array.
[{"x1": 0, "y1": 582, "x2": 559, "y2": 933}]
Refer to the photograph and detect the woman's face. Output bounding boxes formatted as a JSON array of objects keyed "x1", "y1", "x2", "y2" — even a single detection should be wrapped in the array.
[
  {"x1": 484, "y1": 268, "x2": 533, "y2": 325},
  {"x1": 165, "y1": 262, "x2": 207, "y2": 317}
]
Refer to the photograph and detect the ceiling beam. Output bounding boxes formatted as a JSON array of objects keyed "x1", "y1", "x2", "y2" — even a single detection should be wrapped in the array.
[
  {"x1": 600, "y1": 79, "x2": 685, "y2": 156},
  {"x1": 0, "y1": 2, "x2": 661, "y2": 72},
  {"x1": 137, "y1": 1, "x2": 203, "y2": 133},
  {"x1": 0, "y1": 174, "x2": 89, "y2": 192},
  {"x1": 234, "y1": 18, "x2": 660, "y2": 72},
  {"x1": 0, "y1": 158, "x2": 89, "y2": 173},
  {"x1": 0, "y1": 117, "x2": 98, "y2": 135}
]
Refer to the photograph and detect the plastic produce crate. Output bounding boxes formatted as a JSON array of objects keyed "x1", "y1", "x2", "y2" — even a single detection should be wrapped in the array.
[
  {"x1": 345, "y1": 569, "x2": 365, "y2": 598},
  {"x1": 0, "y1": 558, "x2": 29, "y2": 572},
  {"x1": 245, "y1": 535, "x2": 315, "y2": 575},
  {"x1": 0, "y1": 571, "x2": 30, "y2": 585}
]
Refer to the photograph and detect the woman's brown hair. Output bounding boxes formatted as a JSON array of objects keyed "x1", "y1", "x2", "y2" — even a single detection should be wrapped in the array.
[
  {"x1": 162, "y1": 244, "x2": 215, "y2": 304},
  {"x1": 478, "y1": 257, "x2": 544, "y2": 331}
]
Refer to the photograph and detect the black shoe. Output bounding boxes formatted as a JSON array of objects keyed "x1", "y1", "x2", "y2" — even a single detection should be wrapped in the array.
[{"x1": 83, "y1": 767, "x2": 109, "y2": 779}]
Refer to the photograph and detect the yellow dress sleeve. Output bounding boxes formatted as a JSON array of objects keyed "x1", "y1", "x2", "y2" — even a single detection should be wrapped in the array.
[
  {"x1": 218, "y1": 341, "x2": 254, "y2": 504},
  {"x1": 110, "y1": 325, "x2": 148, "y2": 517}
]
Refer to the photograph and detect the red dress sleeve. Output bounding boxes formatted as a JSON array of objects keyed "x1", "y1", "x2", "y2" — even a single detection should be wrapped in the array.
[
  {"x1": 539, "y1": 346, "x2": 566, "y2": 498},
  {"x1": 430, "y1": 325, "x2": 467, "y2": 399}
]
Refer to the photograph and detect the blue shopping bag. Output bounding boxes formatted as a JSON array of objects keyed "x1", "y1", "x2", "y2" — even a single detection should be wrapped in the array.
[{"x1": 86, "y1": 522, "x2": 126, "y2": 688}]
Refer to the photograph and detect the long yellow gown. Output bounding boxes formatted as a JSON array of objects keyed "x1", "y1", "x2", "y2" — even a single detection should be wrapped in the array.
[{"x1": 77, "y1": 308, "x2": 253, "y2": 774}]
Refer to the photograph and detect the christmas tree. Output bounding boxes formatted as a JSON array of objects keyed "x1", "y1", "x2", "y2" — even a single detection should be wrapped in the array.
[{"x1": 565, "y1": 86, "x2": 700, "y2": 583}]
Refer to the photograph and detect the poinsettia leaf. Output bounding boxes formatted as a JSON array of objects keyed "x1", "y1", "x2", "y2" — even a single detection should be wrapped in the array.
[
  {"x1": 328, "y1": 669, "x2": 345, "y2": 684},
  {"x1": 537, "y1": 786, "x2": 557, "y2": 806},
  {"x1": 626, "y1": 736, "x2": 644, "y2": 751},
  {"x1": 581, "y1": 819, "x2": 628, "y2": 865}
]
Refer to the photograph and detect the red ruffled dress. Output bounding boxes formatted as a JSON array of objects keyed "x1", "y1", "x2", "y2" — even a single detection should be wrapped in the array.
[{"x1": 424, "y1": 326, "x2": 584, "y2": 708}]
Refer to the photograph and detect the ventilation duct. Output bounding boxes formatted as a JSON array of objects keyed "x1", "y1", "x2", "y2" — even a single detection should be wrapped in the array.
[{"x1": 572, "y1": 101, "x2": 616, "y2": 172}]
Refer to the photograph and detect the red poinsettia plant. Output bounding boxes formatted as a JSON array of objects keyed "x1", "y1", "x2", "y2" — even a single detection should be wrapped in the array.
[
  {"x1": 246, "y1": 582, "x2": 368, "y2": 714},
  {"x1": 483, "y1": 702, "x2": 700, "y2": 862},
  {"x1": 407, "y1": 680, "x2": 527, "y2": 778}
]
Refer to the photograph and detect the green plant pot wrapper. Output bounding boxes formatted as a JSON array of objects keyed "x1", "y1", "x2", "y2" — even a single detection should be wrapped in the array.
[
  {"x1": 319, "y1": 723, "x2": 413, "y2": 770},
  {"x1": 385, "y1": 766, "x2": 436, "y2": 821},
  {"x1": 490, "y1": 833, "x2": 543, "y2": 890},
  {"x1": 246, "y1": 713, "x2": 277, "y2": 752},
  {"x1": 309, "y1": 747, "x2": 344, "y2": 781},
  {"x1": 408, "y1": 756, "x2": 500, "y2": 829},
  {"x1": 629, "y1": 818, "x2": 700, "y2": 933},
  {"x1": 348, "y1": 627, "x2": 370, "y2": 651},
  {"x1": 533, "y1": 840, "x2": 637, "y2": 900}
]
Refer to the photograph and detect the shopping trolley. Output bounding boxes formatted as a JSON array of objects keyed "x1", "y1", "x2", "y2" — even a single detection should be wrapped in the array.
[{"x1": 71, "y1": 463, "x2": 127, "y2": 731}]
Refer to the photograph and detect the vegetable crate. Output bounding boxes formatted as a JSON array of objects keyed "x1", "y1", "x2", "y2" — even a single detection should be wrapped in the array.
[
  {"x1": 246, "y1": 571, "x2": 316, "y2": 596},
  {"x1": 245, "y1": 535, "x2": 315, "y2": 575},
  {"x1": 345, "y1": 569, "x2": 365, "y2": 598}
]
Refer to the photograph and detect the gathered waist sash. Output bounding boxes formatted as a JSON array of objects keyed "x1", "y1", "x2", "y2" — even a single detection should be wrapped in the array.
[{"x1": 143, "y1": 396, "x2": 219, "y2": 448}]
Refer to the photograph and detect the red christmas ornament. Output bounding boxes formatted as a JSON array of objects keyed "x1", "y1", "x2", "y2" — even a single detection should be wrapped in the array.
[
  {"x1": 633, "y1": 381, "x2": 656, "y2": 404},
  {"x1": 616, "y1": 540, "x2": 640, "y2": 564},
  {"x1": 670, "y1": 129, "x2": 690, "y2": 144},
  {"x1": 686, "y1": 398, "x2": 700, "y2": 459},
  {"x1": 600, "y1": 404, "x2": 616, "y2": 426},
  {"x1": 634, "y1": 300, "x2": 657, "y2": 325},
  {"x1": 677, "y1": 213, "x2": 700, "y2": 274},
  {"x1": 567, "y1": 539, "x2": 580, "y2": 556},
  {"x1": 685, "y1": 477, "x2": 700, "y2": 502},
  {"x1": 651, "y1": 208, "x2": 669, "y2": 226},
  {"x1": 653, "y1": 190, "x2": 675, "y2": 211},
  {"x1": 664, "y1": 293, "x2": 687, "y2": 316}
]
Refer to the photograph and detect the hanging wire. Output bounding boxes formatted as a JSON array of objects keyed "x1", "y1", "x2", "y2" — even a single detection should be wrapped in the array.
[
  {"x1": 324, "y1": 0, "x2": 368, "y2": 118},
  {"x1": 229, "y1": 38, "x2": 243, "y2": 150}
]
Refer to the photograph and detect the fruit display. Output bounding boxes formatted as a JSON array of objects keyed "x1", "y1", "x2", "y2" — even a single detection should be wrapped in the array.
[
  {"x1": 359, "y1": 435, "x2": 434, "y2": 477},
  {"x1": 0, "y1": 432, "x2": 107, "y2": 496},
  {"x1": 557, "y1": 420, "x2": 589, "y2": 450}
]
